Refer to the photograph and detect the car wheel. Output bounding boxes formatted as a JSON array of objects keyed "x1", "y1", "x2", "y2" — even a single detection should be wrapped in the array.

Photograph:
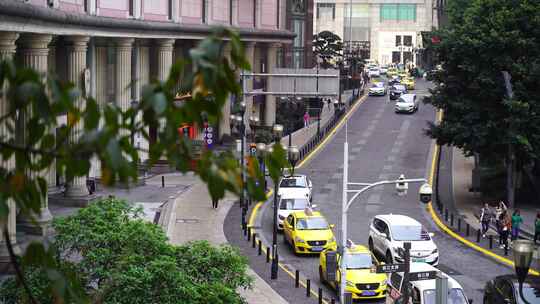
[
  {"x1": 386, "y1": 251, "x2": 393, "y2": 264},
  {"x1": 368, "y1": 238, "x2": 375, "y2": 253}
]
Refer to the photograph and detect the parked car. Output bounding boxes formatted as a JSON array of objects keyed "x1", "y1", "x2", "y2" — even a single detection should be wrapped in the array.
[
  {"x1": 386, "y1": 263, "x2": 470, "y2": 304},
  {"x1": 319, "y1": 241, "x2": 388, "y2": 300},
  {"x1": 277, "y1": 196, "x2": 312, "y2": 230},
  {"x1": 395, "y1": 94, "x2": 419, "y2": 114},
  {"x1": 484, "y1": 275, "x2": 540, "y2": 304},
  {"x1": 283, "y1": 208, "x2": 336, "y2": 255},
  {"x1": 389, "y1": 84, "x2": 407, "y2": 100},
  {"x1": 369, "y1": 82, "x2": 387, "y2": 96},
  {"x1": 379, "y1": 65, "x2": 388, "y2": 75},
  {"x1": 368, "y1": 68, "x2": 381, "y2": 78},
  {"x1": 277, "y1": 174, "x2": 313, "y2": 202},
  {"x1": 368, "y1": 214, "x2": 438, "y2": 266}
]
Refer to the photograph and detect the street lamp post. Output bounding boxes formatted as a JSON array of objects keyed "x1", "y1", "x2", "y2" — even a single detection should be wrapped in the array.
[
  {"x1": 513, "y1": 240, "x2": 535, "y2": 304},
  {"x1": 339, "y1": 140, "x2": 432, "y2": 303},
  {"x1": 231, "y1": 102, "x2": 248, "y2": 231},
  {"x1": 271, "y1": 124, "x2": 284, "y2": 280}
]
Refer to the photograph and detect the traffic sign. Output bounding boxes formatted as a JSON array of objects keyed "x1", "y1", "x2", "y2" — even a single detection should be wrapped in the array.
[
  {"x1": 376, "y1": 263, "x2": 405, "y2": 273},
  {"x1": 409, "y1": 271, "x2": 437, "y2": 281}
]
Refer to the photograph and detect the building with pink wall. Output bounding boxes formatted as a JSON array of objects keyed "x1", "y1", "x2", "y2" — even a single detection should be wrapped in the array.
[{"x1": 0, "y1": 0, "x2": 292, "y2": 256}]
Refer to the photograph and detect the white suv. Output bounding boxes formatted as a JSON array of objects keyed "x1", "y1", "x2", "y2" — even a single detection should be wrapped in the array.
[{"x1": 368, "y1": 214, "x2": 439, "y2": 266}]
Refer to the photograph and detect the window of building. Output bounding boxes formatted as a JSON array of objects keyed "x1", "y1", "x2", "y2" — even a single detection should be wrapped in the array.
[
  {"x1": 316, "y1": 3, "x2": 335, "y2": 20},
  {"x1": 229, "y1": 0, "x2": 233, "y2": 25},
  {"x1": 343, "y1": 4, "x2": 370, "y2": 42},
  {"x1": 380, "y1": 4, "x2": 416, "y2": 22},
  {"x1": 403, "y1": 35, "x2": 412, "y2": 46},
  {"x1": 168, "y1": 0, "x2": 173, "y2": 20},
  {"x1": 202, "y1": 0, "x2": 208, "y2": 23},
  {"x1": 395, "y1": 35, "x2": 402, "y2": 46},
  {"x1": 129, "y1": 0, "x2": 134, "y2": 17},
  {"x1": 293, "y1": 19, "x2": 304, "y2": 48}
]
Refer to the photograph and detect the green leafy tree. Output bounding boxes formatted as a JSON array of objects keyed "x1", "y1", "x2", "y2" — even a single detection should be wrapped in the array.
[
  {"x1": 424, "y1": 0, "x2": 540, "y2": 206},
  {"x1": 0, "y1": 198, "x2": 252, "y2": 304},
  {"x1": 312, "y1": 31, "x2": 343, "y2": 68},
  {"x1": 0, "y1": 27, "x2": 289, "y2": 302}
]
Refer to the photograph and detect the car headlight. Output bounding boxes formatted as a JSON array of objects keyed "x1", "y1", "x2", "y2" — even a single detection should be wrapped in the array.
[
  {"x1": 294, "y1": 236, "x2": 305, "y2": 243},
  {"x1": 432, "y1": 249, "x2": 438, "y2": 254},
  {"x1": 346, "y1": 280, "x2": 355, "y2": 287}
]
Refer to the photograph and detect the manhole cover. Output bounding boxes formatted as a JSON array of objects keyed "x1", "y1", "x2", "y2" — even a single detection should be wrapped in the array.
[{"x1": 176, "y1": 218, "x2": 200, "y2": 223}]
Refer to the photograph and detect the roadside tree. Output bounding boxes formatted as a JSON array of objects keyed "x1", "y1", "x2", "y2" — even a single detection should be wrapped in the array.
[{"x1": 312, "y1": 31, "x2": 343, "y2": 68}]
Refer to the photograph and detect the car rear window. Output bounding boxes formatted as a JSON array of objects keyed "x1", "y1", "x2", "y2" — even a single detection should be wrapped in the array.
[
  {"x1": 280, "y1": 178, "x2": 306, "y2": 188},
  {"x1": 280, "y1": 198, "x2": 309, "y2": 210}
]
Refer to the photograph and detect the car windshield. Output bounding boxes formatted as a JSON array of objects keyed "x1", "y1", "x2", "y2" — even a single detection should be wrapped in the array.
[
  {"x1": 280, "y1": 198, "x2": 309, "y2": 210},
  {"x1": 370, "y1": 68, "x2": 378, "y2": 71},
  {"x1": 372, "y1": 83, "x2": 384, "y2": 88},
  {"x1": 280, "y1": 178, "x2": 306, "y2": 188},
  {"x1": 393, "y1": 85, "x2": 406, "y2": 91},
  {"x1": 346, "y1": 253, "x2": 373, "y2": 269},
  {"x1": 516, "y1": 283, "x2": 540, "y2": 302},
  {"x1": 397, "y1": 97, "x2": 413, "y2": 104},
  {"x1": 296, "y1": 217, "x2": 329, "y2": 230},
  {"x1": 423, "y1": 288, "x2": 468, "y2": 304},
  {"x1": 391, "y1": 225, "x2": 423, "y2": 241}
]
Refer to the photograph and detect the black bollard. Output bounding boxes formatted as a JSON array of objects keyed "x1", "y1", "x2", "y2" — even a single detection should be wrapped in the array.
[
  {"x1": 445, "y1": 209, "x2": 448, "y2": 221},
  {"x1": 266, "y1": 247, "x2": 270, "y2": 263},
  {"x1": 306, "y1": 279, "x2": 311, "y2": 297},
  {"x1": 466, "y1": 223, "x2": 470, "y2": 237},
  {"x1": 451, "y1": 214, "x2": 454, "y2": 226},
  {"x1": 247, "y1": 227, "x2": 251, "y2": 241},
  {"x1": 295, "y1": 270, "x2": 300, "y2": 288},
  {"x1": 258, "y1": 240, "x2": 262, "y2": 255},
  {"x1": 161, "y1": 175, "x2": 165, "y2": 188},
  {"x1": 458, "y1": 218, "x2": 461, "y2": 232},
  {"x1": 252, "y1": 233, "x2": 256, "y2": 248},
  {"x1": 505, "y1": 244, "x2": 509, "y2": 256},
  {"x1": 489, "y1": 235, "x2": 493, "y2": 249},
  {"x1": 331, "y1": 299, "x2": 335, "y2": 304},
  {"x1": 318, "y1": 288, "x2": 323, "y2": 304},
  {"x1": 476, "y1": 229, "x2": 481, "y2": 242}
]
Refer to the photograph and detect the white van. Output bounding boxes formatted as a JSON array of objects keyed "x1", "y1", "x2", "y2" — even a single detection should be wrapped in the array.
[{"x1": 385, "y1": 263, "x2": 470, "y2": 304}]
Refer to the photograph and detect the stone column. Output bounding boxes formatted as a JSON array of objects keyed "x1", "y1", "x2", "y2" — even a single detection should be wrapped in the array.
[
  {"x1": 0, "y1": 31, "x2": 21, "y2": 263},
  {"x1": 135, "y1": 39, "x2": 150, "y2": 163},
  {"x1": 91, "y1": 39, "x2": 108, "y2": 180},
  {"x1": 47, "y1": 38, "x2": 58, "y2": 195},
  {"x1": 264, "y1": 43, "x2": 280, "y2": 127},
  {"x1": 219, "y1": 44, "x2": 233, "y2": 139},
  {"x1": 154, "y1": 39, "x2": 174, "y2": 82},
  {"x1": 115, "y1": 38, "x2": 134, "y2": 137},
  {"x1": 244, "y1": 42, "x2": 256, "y2": 134},
  {"x1": 17, "y1": 33, "x2": 54, "y2": 236},
  {"x1": 64, "y1": 36, "x2": 91, "y2": 198}
]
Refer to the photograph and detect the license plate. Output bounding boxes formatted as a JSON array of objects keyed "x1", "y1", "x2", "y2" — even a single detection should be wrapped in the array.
[
  {"x1": 362, "y1": 291, "x2": 376, "y2": 296},
  {"x1": 413, "y1": 258, "x2": 426, "y2": 262},
  {"x1": 311, "y1": 246, "x2": 323, "y2": 252}
]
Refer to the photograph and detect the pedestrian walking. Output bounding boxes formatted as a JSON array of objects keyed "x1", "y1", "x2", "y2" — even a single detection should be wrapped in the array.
[
  {"x1": 511, "y1": 209, "x2": 523, "y2": 241},
  {"x1": 495, "y1": 201, "x2": 507, "y2": 240},
  {"x1": 327, "y1": 98, "x2": 332, "y2": 111},
  {"x1": 534, "y1": 212, "x2": 540, "y2": 244},
  {"x1": 479, "y1": 203, "x2": 493, "y2": 237},
  {"x1": 211, "y1": 197, "x2": 219, "y2": 209},
  {"x1": 303, "y1": 111, "x2": 310, "y2": 128},
  {"x1": 499, "y1": 210, "x2": 511, "y2": 249}
]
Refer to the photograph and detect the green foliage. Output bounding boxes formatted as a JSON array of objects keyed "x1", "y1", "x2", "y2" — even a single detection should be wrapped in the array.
[
  {"x1": 0, "y1": 27, "x2": 289, "y2": 302},
  {"x1": 0, "y1": 198, "x2": 252, "y2": 304},
  {"x1": 424, "y1": 0, "x2": 540, "y2": 165},
  {"x1": 313, "y1": 31, "x2": 343, "y2": 68}
]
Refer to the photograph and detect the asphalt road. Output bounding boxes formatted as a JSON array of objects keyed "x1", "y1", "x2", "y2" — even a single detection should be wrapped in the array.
[{"x1": 258, "y1": 78, "x2": 511, "y2": 303}]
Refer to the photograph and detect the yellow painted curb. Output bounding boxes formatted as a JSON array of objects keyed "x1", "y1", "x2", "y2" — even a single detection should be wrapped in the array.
[{"x1": 426, "y1": 111, "x2": 539, "y2": 275}]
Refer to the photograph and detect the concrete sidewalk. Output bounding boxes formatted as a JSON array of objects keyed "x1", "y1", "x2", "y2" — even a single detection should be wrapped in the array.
[{"x1": 160, "y1": 173, "x2": 288, "y2": 304}]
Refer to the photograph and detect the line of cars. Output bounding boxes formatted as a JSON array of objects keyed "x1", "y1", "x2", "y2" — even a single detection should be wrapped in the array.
[{"x1": 275, "y1": 175, "x2": 470, "y2": 302}]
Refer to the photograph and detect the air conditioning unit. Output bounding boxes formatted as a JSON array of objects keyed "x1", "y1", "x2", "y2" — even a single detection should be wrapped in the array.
[{"x1": 47, "y1": 0, "x2": 59, "y2": 8}]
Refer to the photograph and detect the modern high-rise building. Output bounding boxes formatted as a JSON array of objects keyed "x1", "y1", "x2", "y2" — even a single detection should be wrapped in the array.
[{"x1": 313, "y1": 0, "x2": 437, "y2": 66}]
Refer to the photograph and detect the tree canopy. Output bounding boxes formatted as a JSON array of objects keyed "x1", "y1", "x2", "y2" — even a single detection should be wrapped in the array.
[
  {"x1": 312, "y1": 31, "x2": 343, "y2": 68},
  {"x1": 0, "y1": 198, "x2": 252, "y2": 304},
  {"x1": 424, "y1": 0, "x2": 540, "y2": 164}
]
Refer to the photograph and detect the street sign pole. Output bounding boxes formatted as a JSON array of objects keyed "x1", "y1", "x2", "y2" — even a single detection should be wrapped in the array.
[
  {"x1": 436, "y1": 272, "x2": 448, "y2": 304},
  {"x1": 402, "y1": 242, "x2": 411, "y2": 304}
]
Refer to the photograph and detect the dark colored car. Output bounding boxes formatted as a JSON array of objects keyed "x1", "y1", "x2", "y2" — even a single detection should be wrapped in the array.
[
  {"x1": 388, "y1": 76, "x2": 401, "y2": 86},
  {"x1": 389, "y1": 84, "x2": 407, "y2": 100},
  {"x1": 484, "y1": 275, "x2": 540, "y2": 304}
]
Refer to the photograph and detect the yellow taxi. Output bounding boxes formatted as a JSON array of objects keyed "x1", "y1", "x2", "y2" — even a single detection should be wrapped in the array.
[
  {"x1": 401, "y1": 77, "x2": 415, "y2": 90},
  {"x1": 283, "y1": 208, "x2": 336, "y2": 255},
  {"x1": 397, "y1": 70, "x2": 409, "y2": 79},
  {"x1": 319, "y1": 241, "x2": 388, "y2": 300},
  {"x1": 386, "y1": 68, "x2": 398, "y2": 77}
]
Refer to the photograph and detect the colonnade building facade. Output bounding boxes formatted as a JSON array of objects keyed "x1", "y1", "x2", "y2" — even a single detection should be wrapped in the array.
[{"x1": 0, "y1": 0, "x2": 293, "y2": 265}]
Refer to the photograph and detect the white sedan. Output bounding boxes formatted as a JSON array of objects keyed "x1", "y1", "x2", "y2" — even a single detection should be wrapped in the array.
[
  {"x1": 368, "y1": 68, "x2": 380, "y2": 78},
  {"x1": 395, "y1": 93, "x2": 418, "y2": 113},
  {"x1": 277, "y1": 175, "x2": 313, "y2": 202}
]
